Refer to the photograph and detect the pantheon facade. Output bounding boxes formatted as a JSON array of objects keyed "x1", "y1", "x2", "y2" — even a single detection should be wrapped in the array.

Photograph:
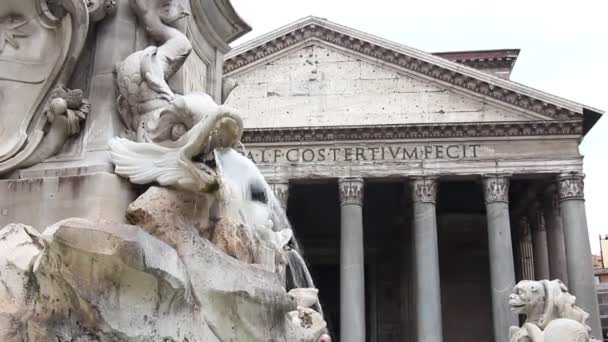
[{"x1": 223, "y1": 17, "x2": 604, "y2": 342}]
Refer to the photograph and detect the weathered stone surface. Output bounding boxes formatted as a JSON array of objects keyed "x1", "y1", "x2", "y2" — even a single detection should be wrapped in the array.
[
  {"x1": 211, "y1": 216, "x2": 256, "y2": 263},
  {"x1": 0, "y1": 219, "x2": 214, "y2": 341},
  {"x1": 0, "y1": 172, "x2": 136, "y2": 230},
  {"x1": 288, "y1": 288, "x2": 320, "y2": 309},
  {"x1": 0, "y1": 217, "x2": 328, "y2": 341},
  {"x1": 0, "y1": 223, "x2": 42, "y2": 340},
  {"x1": 127, "y1": 185, "x2": 290, "y2": 275},
  {"x1": 286, "y1": 307, "x2": 328, "y2": 342},
  {"x1": 226, "y1": 45, "x2": 535, "y2": 129},
  {"x1": 126, "y1": 185, "x2": 215, "y2": 246}
]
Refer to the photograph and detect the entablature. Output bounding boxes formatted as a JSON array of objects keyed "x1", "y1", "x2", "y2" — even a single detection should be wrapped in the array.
[{"x1": 242, "y1": 121, "x2": 583, "y2": 181}]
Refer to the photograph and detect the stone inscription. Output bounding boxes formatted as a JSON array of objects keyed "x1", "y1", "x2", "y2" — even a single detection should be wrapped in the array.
[{"x1": 244, "y1": 144, "x2": 481, "y2": 164}]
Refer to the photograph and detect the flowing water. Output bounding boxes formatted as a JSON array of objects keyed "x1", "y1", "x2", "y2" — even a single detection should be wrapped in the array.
[
  {"x1": 214, "y1": 147, "x2": 324, "y2": 316},
  {"x1": 286, "y1": 248, "x2": 324, "y2": 316}
]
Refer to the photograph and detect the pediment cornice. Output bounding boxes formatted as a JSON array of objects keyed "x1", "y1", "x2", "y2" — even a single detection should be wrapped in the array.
[
  {"x1": 225, "y1": 17, "x2": 602, "y2": 123},
  {"x1": 242, "y1": 120, "x2": 582, "y2": 144}
]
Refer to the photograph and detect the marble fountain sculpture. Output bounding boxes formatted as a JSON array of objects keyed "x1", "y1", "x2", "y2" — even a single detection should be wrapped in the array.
[
  {"x1": 0, "y1": 0, "x2": 330, "y2": 340},
  {"x1": 508, "y1": 279, "x2": 601, "y2": 342}
]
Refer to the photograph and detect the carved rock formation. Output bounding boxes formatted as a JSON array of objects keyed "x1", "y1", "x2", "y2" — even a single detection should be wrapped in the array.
[
  {"x1": 126, "y1": 185, "x2": 215, "y2": 245},
  {"x1": 0, "y1": 215, "x2": 329, "y2": 341}
]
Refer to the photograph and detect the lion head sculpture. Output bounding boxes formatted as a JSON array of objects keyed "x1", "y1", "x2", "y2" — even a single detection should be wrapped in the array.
[
  {"x1": 509, "y1": 280, "x2": 546, "y2": 317},
  {"x1": 509, "y1": 280, "x2": 590, "y2": 331}
]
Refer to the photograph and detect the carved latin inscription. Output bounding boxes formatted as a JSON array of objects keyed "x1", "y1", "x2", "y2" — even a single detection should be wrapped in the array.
[
  {"x1": 339, "y1": 177, "x2": 364, "y2": 206},
  {"x1": 483, "y1": 175, "x2": 510, "y2": 203},
  {"x1": 557, "y1": 172, "x2": 585, "y2": 201},
  {"x1": 245, "y1": 144, "x2": 482, "y2": 164},
  {"x1": 411, "y1": 177, "x2": 438, "y2": 204}
]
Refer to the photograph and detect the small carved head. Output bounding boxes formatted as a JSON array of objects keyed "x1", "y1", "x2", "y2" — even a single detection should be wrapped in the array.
[{"x1": 509, "y1": 280, "x2": 545, "y2": 315}]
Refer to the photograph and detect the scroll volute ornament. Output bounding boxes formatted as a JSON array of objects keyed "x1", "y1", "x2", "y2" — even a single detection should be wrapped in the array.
[{"x1": 0, "y1": 0, "x2": 107, "y2": 175}]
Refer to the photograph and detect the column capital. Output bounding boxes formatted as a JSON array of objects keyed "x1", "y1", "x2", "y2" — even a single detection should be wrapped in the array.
[
  {"x1": 410, "y1": 176, "x2": 438, "y2": 204},
  {"x1": 270, "y1": 181, "x2": 290, "y2": 209},
  {"x1": 338, "y1": 177, "x2": 364, "y2": 206},
  {"x1": 482, "y1": 174, "x2": 510, "y2": 203},
  {"x1": 557, "y1": 172, "x2": 585, "y2": 201}
]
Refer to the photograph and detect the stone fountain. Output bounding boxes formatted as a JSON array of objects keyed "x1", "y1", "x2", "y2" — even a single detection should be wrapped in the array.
[{"x1": 0, "y1": 0, "x2": 329, "y2": 340}]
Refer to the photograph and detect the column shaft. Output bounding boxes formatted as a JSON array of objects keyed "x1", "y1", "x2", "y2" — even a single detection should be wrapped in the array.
[
  {"x1": 483, "y1": 175, "x2": 517, "y2": 342},
  {"x1": 411, "y1": 177, "x2": 443, "y2": 342},
  {"x1": 558, "y1": 173, "x2": 602, "y2": 338},
  {"x1": 530, "y1": 205, "x2": 550, "y2": 280},
  {"x1": 339, "y1": 178, "x2": 365, "y2": 342},
  {"x1": 517, "y1": 217, "x2": 535, "y2": 280},
  {"x1": 543, "y1": 187, "x2": 568, "y2": 283}
]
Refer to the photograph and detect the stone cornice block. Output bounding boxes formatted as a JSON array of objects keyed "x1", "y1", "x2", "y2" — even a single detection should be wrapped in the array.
[{"x1": 242, "y1": 121, "x2": 582, "y2": 143}]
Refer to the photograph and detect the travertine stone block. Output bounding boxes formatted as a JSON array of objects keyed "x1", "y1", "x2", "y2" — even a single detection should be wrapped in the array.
[
  {"x1": 126, "y1": 186, "x2": 214, "y2": 248},
  {"x1": 0, "y1": 173, "x2": 135, "y2": 230}
]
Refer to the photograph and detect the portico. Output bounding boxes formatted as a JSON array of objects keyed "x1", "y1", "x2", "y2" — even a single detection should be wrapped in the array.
[
  {"x1": 223, "y1": 16, "x2": 603, "y2": 342},
  {"x1": 264, "y1": 172, "x2": 597, "y2": 342}
]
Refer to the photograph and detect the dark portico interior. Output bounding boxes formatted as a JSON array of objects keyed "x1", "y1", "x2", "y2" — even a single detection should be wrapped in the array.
[{"x1": 286, "y1": 177, "x2": 550, "y2": 342}]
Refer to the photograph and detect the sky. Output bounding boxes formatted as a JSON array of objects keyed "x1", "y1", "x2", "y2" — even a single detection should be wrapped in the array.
[{"x1": 230, "y1": 0, "x2": 608, "y2": 253}]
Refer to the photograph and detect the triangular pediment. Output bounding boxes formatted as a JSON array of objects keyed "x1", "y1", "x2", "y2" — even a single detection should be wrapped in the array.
[
  {"x1": 224, "y1": 17, "x2": 602, "y2": 131},
  {"x1": 226, "y1": 42, "x2": 551, "y2": 128}
]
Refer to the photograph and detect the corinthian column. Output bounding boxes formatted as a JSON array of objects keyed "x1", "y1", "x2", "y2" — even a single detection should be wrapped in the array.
[
  {"x1": 517, "y1": 217, "x2": 535, "y2": 280},
  {"x1": 482, "y1": 174, "x2": 516, "y2": 342},
  {"x1": 543, "y1": 186, "x2": 568, "y2": 283},
  {"x1": 411, "y1": 176, "x2": 443, "y2": 342},
  {"x1": 530, "y1": 203, "x2": 550, "y2": 280},
  {"x1": 558, "y1": 172, "x2": 602, "y2": 338},
  {"x1": 338, "y1": 177, "x2": 365, "y2": 342}
]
